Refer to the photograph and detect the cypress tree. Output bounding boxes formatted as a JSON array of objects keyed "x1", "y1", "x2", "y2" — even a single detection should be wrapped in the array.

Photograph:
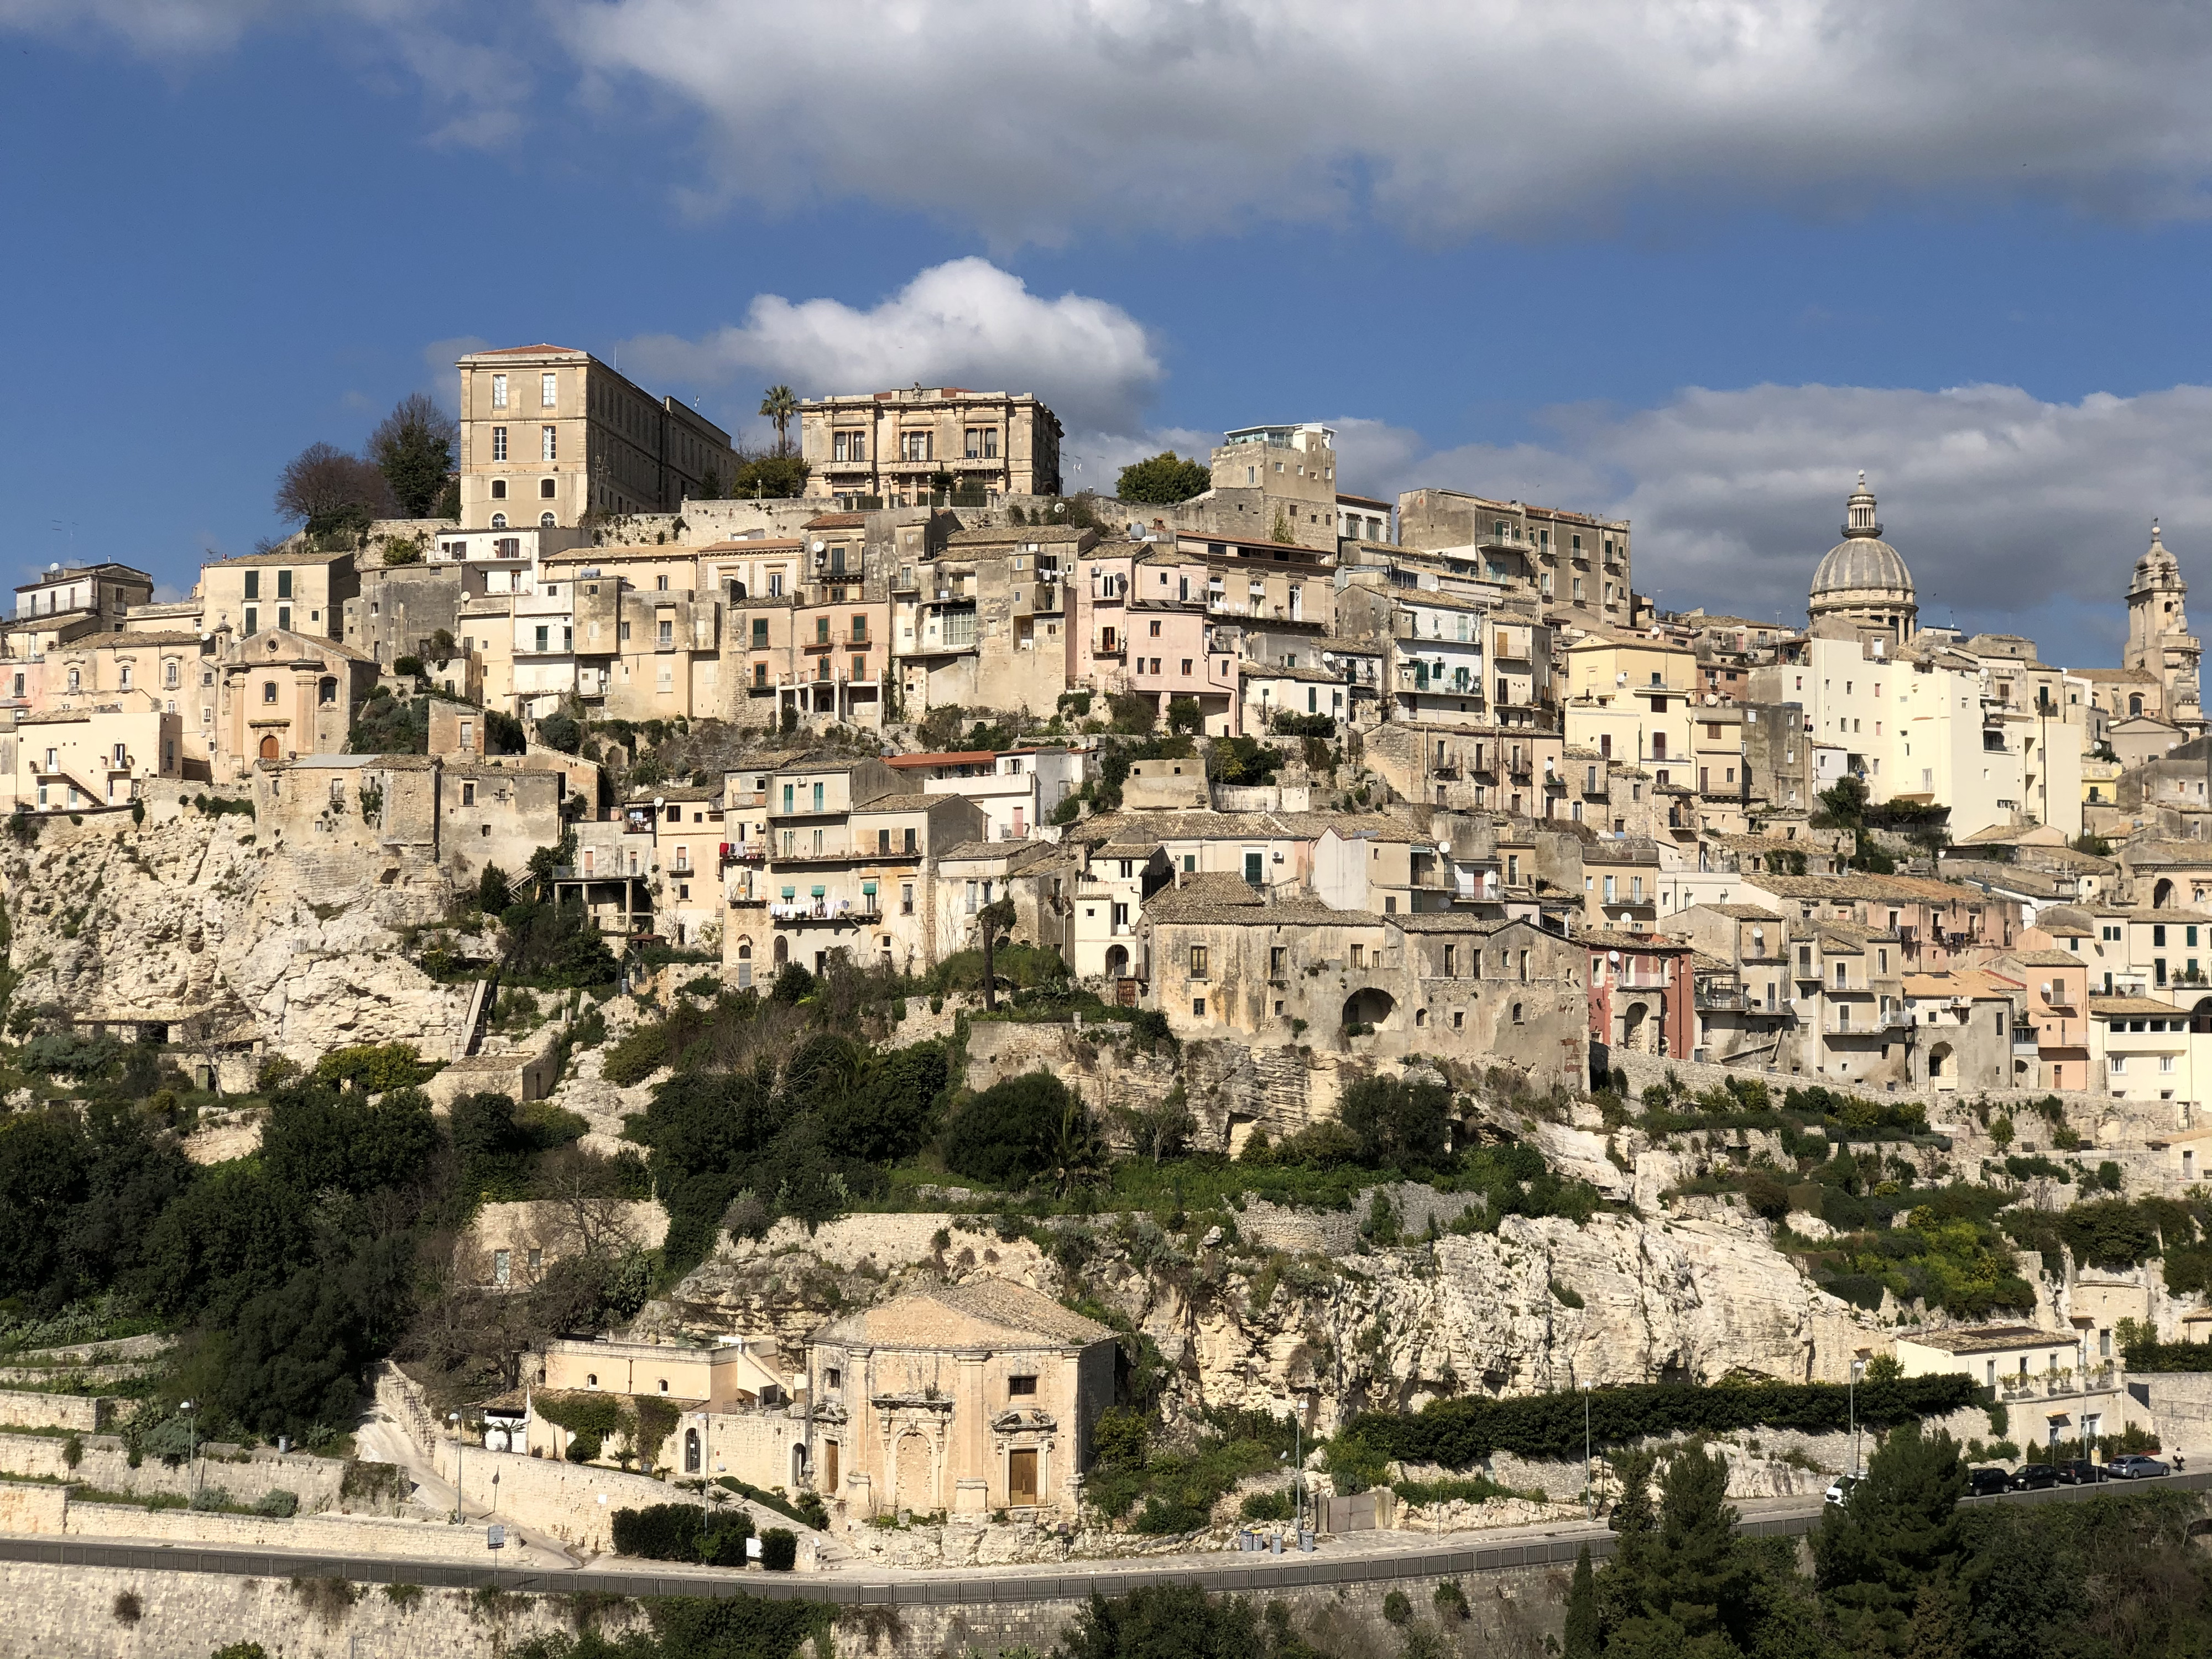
[{"x1": 1563, "y1": 1543, "x2": 1600, "y2": 1659}]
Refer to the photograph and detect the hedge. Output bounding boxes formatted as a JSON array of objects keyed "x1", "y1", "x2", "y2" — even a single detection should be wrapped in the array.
[
  {"x1": 1342, "y1": 1374, "x2": 1980, "y2": 1467},
  {"x1": 760, "y1": 1526, "x2": 797, "y2": 1571},
  {"x1": 2119, "y1": 1337, "x2": 2212, "y2": 1375},
  {"x1": 610, "y1": 1501, "x2": 754, "y2": 1564}
]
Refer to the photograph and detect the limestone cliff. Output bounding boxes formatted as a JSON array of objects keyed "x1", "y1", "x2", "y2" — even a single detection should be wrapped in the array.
[{"x1": 1, "y1": 795, "x2": 479, "y2": 1065}]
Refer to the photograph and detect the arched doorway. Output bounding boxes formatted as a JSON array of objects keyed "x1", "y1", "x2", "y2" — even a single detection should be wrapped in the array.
[
  {"x1": 2131, "y1": 693, "x2": 2145, "y2": 717},
  {"x1": 2156, "y1": 879, "x2": 2176, "y2": 909},
  {"x1": 1105, "y1": 943, "x2": 1129, "y2": 979},
  {"x1": 773, "y1": 935, "x2": 789, "y2": 967},
  {"x1": 791, "y1": 1443, "x2": 808, "y2": 1488},
  {"x1": 2192, "y1": 997, "x2": 2212, "y2": 1036},
  {"x1": 684, "y1": 1427, "x2": 701, "y2": 1474},
  {"x1": 736, "y1": 940, "x2": 753, "y2": 990},
  {"x1": 258, "y1": 734, "x2": 280, "y2": 760},
  {"x1": 1343, "y1": 987, "x2": 1395, "y2": 1031},
  {"x1": 1622, "y1": 1001, "x2": 1650, "y2": 1052},
  {"x1": 1928, "y1": 1042, "x2": 1954, "y2": 1089}
]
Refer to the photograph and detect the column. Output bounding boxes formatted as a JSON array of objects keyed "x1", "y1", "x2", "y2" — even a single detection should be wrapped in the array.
[{"x1": 954, "y1": 1353, "x2": 989, "y2": 1513}]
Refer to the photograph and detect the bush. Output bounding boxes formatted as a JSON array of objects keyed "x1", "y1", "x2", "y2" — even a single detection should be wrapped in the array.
[
  {"x1": 1340, "y1": 1374, "x2": 1980, "y2": 1468},
  {"x1": 1239, "y1": 1488, "x2": 1294, "y2": 1521},
  {"x1": 1383, "y1": 1590, "x2": 1412, "y2": 1626},
  {"x1": 601, "y1": 1023, "x2": 671, "y2": 1088},
  {"x1": 941, "y1": 1071, "x2": 1077, "y2": 1187},
  {"x1": 254, "y1": 1488, "x2": 300, "y2": 1517},
  {"x1": 313, "y1": 1043, "x2": 438, "y2": 1093},
  {"x1": 759, "y1": 1525, "x2": 797, "y2": 1571}
]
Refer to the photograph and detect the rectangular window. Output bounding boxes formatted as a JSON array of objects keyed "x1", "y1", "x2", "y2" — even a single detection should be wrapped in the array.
[
  {"x1": 276, "y1": 569, "x2": 293, "y2": 599},
  {"x1": 782, "y1": 784, "x2": 794, "y2": 813},
  {"x1": 492, "y1": 425, "x2": 508, "y2": 461},
  {"x1": 901, "y1": 882, "x2": 915, "y2": 915},
  {"x1": 850, "y1": 614, "x2": 867, "y2": 644},
  {"x1": 1190, "y1": 946, "x2": 1208, "y2": 977},
  {"x1": 751, "y1": 617, "x2": 769, "y2": 648},
  {"x1": 541, "y1": 371, "x2": 557, "y2": 408},
  {"x1": 753, "y1": 662, "x2": 768, "y2": 687},
  {"x1": 541, "y1": 425, "x2": 557, "y2": 462},
  {"x1": 245, "y1": 571, "x2": 260, "y2": 600},
  {"x1": 491, "y1": 373, "x2": 508, "y2": 408},
  {"x1": 1007, "y1": 1374, "x2": 1037, "y2": 1396},
  {"x1": 813, "y1": 782, "x2": 825, "y2": 811},
  {"x1": 902, "y1": 430, "x2": 930, "y2": 462}
]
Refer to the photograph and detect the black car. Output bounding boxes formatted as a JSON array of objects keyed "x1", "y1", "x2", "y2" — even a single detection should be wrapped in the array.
[
  {"x1": 2055, "y1": 1458, "x2": 2106, "y2": 1485},
  {"x1": 1967, "y1": 1466, "x2": 2012, "y2": 1498},
  {"x1": 2008, "y1": 1462, "x2": 2059, "y2": 1491}
]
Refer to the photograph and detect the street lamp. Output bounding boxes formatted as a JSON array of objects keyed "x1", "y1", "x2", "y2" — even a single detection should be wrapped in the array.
[
  {"x1": 178, "y1": 1400, "x2": 197, "y2": 1499},
  {"x1": 449, "y1": 1411, "x2": 465, "y2": 1524},
  {"x1": 1849, "y1": 1358, "x2": 1865, "y2": 1478},
  {"x1": 1584, "y1": 1383, "x2": 1594, "y2": 1518}
]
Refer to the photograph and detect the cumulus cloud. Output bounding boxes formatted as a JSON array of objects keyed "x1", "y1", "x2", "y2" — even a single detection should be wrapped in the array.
[
  {"x1": 552, "y1": 0, "x2": 2212, "y2": 240},
  {"x1": 17, "y1": 2, "x2": 2212, "y2": 238},
  {"x1": 1382, "y1": 382, "x2": 2212, "y2": 665},
  {"x1": 620, "y1": 258, "x2": 1165, "y2": 437}
]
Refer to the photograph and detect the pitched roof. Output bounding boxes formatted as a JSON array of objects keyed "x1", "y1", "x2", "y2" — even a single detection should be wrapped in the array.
[
  {"x1": 814, "y1": 1277, "x2": 1112, "y2": 1349},
  {"x1": 944, "y1": 524, "x2": 1090, "y2": 547},
  {"x1": 2005, "y1": 950, "x2": 2088, "y2": 968},
  {"x1": 2090, "y1": 996, "x2": 2189, "y2": 1017},
  {"x1": 804, "y1": 513, "x2": 868, "y2": 530}
]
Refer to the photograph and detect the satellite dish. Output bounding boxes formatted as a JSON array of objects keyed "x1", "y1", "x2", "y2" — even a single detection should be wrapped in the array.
[{"x1": 1607, "y1": 950, "x2": 1621, "y2": 963}]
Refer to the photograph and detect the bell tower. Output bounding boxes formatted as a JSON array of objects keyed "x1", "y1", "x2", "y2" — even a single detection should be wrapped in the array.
[{"x1": 2125, "y1": 519, "x2": 2203, "y2": 731}]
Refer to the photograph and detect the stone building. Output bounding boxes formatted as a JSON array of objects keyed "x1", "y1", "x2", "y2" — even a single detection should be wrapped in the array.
[
  {"x1": 898, "y1": 524, "x2": 1089, "y2": 716},
  {"x1": 1806, "y1": 474, "x2": 1916, "y2": 650},
  {"x1": 1136, "y1": 873, "x2": 1585, "y2": 1092},
  {"x1": 252, "y1": 753, "x2": 565, "y2": 888},
  {"x1": 215, "y1": 628, "x2": 382, "y2": 776},
  {"x1": 2124, "y1": 520, "x2": 2203, "y2": 734},
  {"x1": 199, "y1": 549, "x2": 357, "y2": 645},
  {"x1": 4, "y1": 562, "x2": 156, "y2": 662},
  {"x1": 1395, "y1": 487, "x2": 1631, "y2": 625},
  {"x1": 455, "y1": 343, "x2": 738, "y2": 528},
  {"x1": 804, "y1": 1279, "x2": 1115, "y2": 1519},
  {"x1": 799, "y1": 385, "x2": 1063, "y2": 506}
]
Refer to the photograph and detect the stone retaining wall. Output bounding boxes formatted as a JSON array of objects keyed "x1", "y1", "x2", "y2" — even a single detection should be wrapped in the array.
[
  {"x1": 450, "y1": 1443, "x2": 825, "y2": 1561},
  {"x1": 63, "y1": 1501, "x2": 519, "y2": 1563},
  {"x1": 0, "y1": 1432, "x2": 349, "y2": 1512},
  {"x1": 0, "y1": 1481, "x2": 66, "y2": 1535},
  {"x1": 0, "y1": 1391, "x2": 104, "y2": 1432}
]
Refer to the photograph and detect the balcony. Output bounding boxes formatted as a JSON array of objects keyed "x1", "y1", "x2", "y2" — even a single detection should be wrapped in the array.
[{"x1": 772, "y1": 898, "x2": 881, "y2": 922}]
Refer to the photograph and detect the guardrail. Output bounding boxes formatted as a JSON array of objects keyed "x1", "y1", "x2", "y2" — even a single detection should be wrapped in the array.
[{"x1": 3, "y1": 1470, "x2": 2201, "y2": 1606}]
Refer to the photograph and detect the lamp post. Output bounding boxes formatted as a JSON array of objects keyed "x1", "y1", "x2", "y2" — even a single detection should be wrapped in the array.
[
  {"x1": 450, "y1": 1411, "x2": 465, "y2": 1524},
  {"x1": 1584, "y1": 1383, "x2": 1593, "y2": 1518},
  {"x1": 179, "y1": 1400, "x2": 197, "y2": 1499},
  {"x1": 1849, "y1": 1358, "x2": 1865, "y2": 1478}
]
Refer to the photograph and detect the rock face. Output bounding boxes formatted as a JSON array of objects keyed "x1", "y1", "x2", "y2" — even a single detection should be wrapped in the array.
[
  {"x1": 653, "y1": 1198, "x2": 1876, "y2": 1438},
  {"x1": 2, "y1": 795, "x2": 476, "y2": 1065}
]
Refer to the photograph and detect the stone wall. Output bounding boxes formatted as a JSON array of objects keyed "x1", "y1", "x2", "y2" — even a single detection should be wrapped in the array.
[
  {"x1": 0, "y1": 1481, "x2": 65, "y2": 1535},
  {"x1": 450, "y1": 1443, "x2": 823, "y2": 1560},
  {"x1": 0, "y1": 1392, "x2": 103, "y2": 1432},
  {"x1": 0, "y1": 1432, "x2": 349, "y2": 1512},
  {"x1": 2118, "y1": 1371, "x2": 2212, "y2": 1451},
  {"x1": 62, "y1": 1501, "x2": 519, "y2": 1563},
  {"x1": 0, "y1": 1561, "x2": 643, "y2": 1659}
]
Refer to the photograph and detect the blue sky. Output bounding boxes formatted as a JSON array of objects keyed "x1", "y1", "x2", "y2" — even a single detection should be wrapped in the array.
[{"x1": 4, "y1": 1, "x2": 2211, "y2": 666}]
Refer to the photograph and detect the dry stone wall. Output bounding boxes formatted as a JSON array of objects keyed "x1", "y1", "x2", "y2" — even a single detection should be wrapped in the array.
[
  {"x1": 0, "y1": 1433, "x2": 348, "y2": 1511},
  {"x1": 0, "y1": 1392, "x2": 103, "y2": 1432}
]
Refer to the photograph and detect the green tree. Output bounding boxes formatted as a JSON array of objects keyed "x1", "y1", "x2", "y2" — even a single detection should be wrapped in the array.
[
  {"x1": 478, "y1": 862, "x2": 512, "y2": 914},
  {"x1": 976, "y1": 895, "x2": 1018, "y2": 1011},
  {"x1": 1337, "y1": 1075, "x2": 1452, "y2": 1170},
  {"x1": 941, "y1": 1071, "x2": 1076, "y2": 1188},
  {"x1": 1117, "y1": 451, "x2": 1211, "y2": 505},
  {"x1": 369, "y1": 393, "x2": 458, "y2": 519},
  {"x1": 732, "y1": 452, "x2": 810, "y2": 499},
  {"x1": 1564, "y1": 1541, "x2": 1600, "y2": 1658},
  {"x1": 1814, "y1": 1420, "x2": 1966, "y2": 1655},
  {"x1": 758, "y1": 385, "x2": 799, "y2": 454}
]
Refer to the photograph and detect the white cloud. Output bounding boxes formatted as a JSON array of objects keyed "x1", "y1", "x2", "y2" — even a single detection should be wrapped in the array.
[
  {"x1": 1384, "y1": 382, "x2": 2212, "y2": 664},
  {"x1": 621, "y1": 258, "x2": 1164, "y2": 437},
  {"x1": 551, "y1": 0, "x2": 2212, "y2": 240},
  {"x1": 18, "y1": 2, "x2": 2212, "y2": 239}
]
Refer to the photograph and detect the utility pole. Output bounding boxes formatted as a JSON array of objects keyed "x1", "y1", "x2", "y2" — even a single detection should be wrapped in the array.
[{"x1": 1849, "y1": 1358, "x2": 1865, "y2": 1477}]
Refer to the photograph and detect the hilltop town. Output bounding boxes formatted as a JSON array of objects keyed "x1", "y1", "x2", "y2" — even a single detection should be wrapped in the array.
[{"x1": 8, "y1": 349, "x2": 2212, "y2": 1653}]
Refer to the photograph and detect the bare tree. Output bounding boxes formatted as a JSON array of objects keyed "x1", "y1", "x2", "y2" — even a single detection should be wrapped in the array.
[{"x1": 274, "y1": 441, "x2": 395, "y2": 536}]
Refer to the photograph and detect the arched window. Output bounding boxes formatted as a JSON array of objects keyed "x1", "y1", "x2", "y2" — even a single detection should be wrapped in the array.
[
  {"x1": 685, "y1": 1427, "x2": 701, "y2": 1473},
  {"x1": 2131, "y1": 693, "x2": 2144, "y2": 717},
  {"x1": 737, "y1": 940, "x2": 753, "y2": 990},
  {"x1": 491, "y1": 512, "x2": 508, "y2": 529},
  {"x1": 317, "y1": 676, "x2": 337, "y2": 707},
  {"x1": 541, "y1": 512, "x2": 557, "y2": 528}
]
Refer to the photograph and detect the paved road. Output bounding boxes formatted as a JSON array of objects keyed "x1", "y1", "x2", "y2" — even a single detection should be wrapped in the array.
[{"x1": 3, "y1": 1470, "x2": 2203, "y2": 1606}]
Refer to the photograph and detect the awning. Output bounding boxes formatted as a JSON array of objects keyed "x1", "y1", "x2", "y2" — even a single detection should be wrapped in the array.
[
  {"x1": 862, "y1": 881, "x2": 878, "y2": 895},
  {"x1": 780, "y1": 886, "x2": 796, "y2": 899},
  {"x1": 811, "y1": 885, "x2": 826, "y2": 898}
]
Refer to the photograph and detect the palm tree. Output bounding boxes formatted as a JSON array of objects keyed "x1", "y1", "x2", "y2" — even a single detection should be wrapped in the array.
[{"x1": 759, "y1": 385, "x2": 799, "y2": 456}]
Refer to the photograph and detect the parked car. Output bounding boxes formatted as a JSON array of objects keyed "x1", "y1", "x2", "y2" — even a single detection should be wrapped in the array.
[
  {"x1": 2105, "y1": 1455, "x2": 2169, "y2": 1480},
  {"x1": 1823, "y1": 1474, "x2": 1861, "y2": 1507},
  {"x1": 2008, "y1": 1462, "x2": 2059, "y2": 1491},
  {"x1": 1967, "y1": 1467, "x2": 2013, "y2": 1498},
  {"x1": 2055, "y1": 1458, "x2": 2107, "y2": 1485}
]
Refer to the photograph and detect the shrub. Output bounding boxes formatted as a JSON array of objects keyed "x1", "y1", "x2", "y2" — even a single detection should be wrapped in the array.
[
  {"x1": 1382, "y1": 1590, "x2": 1412, "y2": 1626},
  {"x1": 941, "y1": 1071, "x2": 1077, "y2": 1187},
  {"x1": 1239, "y1": 1488, "x2": 1294, "y2": 1521},
  {"x1": 112, "y1": 1591, "x2": 142, "y2": 1626},
  {"x1": 253, "y1": 1488, "x2": 300, "y2": 1517},
  {"x1": 1433, "y1": 1580, "x2": 1469, "y2": 1623},
  {"x1": 760, "y1": 1526, "x2": 798, "y2": 1571},
  {"x1": 601, "y1": 1022, "x2": 671, "y2": 1087},
  {"x1": 313, "y1": 1042, "x2": 438, "y2": 1093},
  {"x1": 1340, "y1": 1374, "x2": 1980, "y2": 1468}
]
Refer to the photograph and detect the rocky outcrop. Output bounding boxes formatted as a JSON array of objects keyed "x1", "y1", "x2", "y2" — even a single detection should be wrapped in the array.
[
  {"x1": 652, "y1": 1197, "x2": 1877, "y2": 1436},
  {"x1": 3, "y1": 795, "x2": 481, "y2": 1065}
]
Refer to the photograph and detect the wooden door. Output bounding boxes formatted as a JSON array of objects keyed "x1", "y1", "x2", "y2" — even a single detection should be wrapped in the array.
[
  {"x1": 258, "y1": 734, "x2": 280, "y2": 760},
  {"x1": 1008, "y1": 1448, "x2": 1038, "y2": 1507},
  {"x1": 823, "y1": 1439, "x2": 839, "y2": 1493}
]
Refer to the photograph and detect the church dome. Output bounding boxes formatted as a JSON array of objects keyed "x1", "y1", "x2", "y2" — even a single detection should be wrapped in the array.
[
  {"x1": 2132, "y1": 519, "x2": 2179, "y2": 591},
  {"x1": 1809, "y1": 473, "x2": 1915, "y2": 614}
]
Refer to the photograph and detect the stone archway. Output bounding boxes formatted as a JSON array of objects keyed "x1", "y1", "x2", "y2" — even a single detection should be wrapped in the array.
[
  {"x1": 1622, "y1": 1001, "x2": 1650, "y2": 1052},
  {"x1": 1929, "y1": 1042, "x2": 1955, "y2": 1088},
  {"x1": 774, "y1": 935, "x2": 789, "y2": 967},
  {"x1": 684, "y1": 1427, "x2": 701, "y2": 1474},
  {"x1": 1105, "y1": 943, "x2": 1129, "y2": 979},
  {"x1": 1343, "y1": 987, "x2": 1394, "y2": 1030},
  {"x1": 2156, "y1": 878, "x2": 2176, "y2": 909}
]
